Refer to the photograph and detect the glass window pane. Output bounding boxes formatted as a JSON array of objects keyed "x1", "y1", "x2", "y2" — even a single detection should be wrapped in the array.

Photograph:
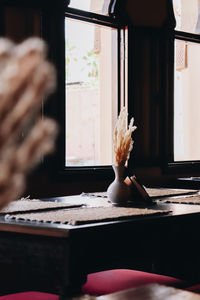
[
  {"x1": 65, "y1": 18, "x2": 118, "y2": 166},
  {"x1": 174, "y1": 40, "x2": 200, "y2": 161},
  {"x1": 173, "y1": 0, "x2": 200, "y2": 34},
  {"x1": 68, "y1": 0, "x2": 110, "y2": 15}
]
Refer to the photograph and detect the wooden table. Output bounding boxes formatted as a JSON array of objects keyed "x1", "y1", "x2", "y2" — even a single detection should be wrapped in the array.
[
  {"x1": 97, "y1": 284, "x2": 200, "y2": 300},
  {"x1": 1, "y1": 195, "x2": 200, "y2": 298}
]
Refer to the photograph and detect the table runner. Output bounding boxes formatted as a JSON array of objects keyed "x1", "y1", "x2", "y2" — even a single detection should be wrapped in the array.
[
  {"x1": 161, "y1": 194, "x2": 200, "y2": 205},
  {"x1": 147, "y1": 188, "x2": 198, "y2": 198},
  {"x1": 82, "y1": 188, "x2": 198, "y2": 199},
  {"x1": 0, "y1": 199, "x2": 83, "y2": 214},
  {"x1": 5, "y1": 206, "x2": 170, "y2": 225}
]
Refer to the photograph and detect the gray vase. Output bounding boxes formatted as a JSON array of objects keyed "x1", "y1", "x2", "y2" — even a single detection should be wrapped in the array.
[{"x1": 107, "y1": 165, "x2": 131, "y2": 206}]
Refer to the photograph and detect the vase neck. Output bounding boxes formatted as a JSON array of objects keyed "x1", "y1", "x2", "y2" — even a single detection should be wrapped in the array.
[{"x1": 113, "y1": 165, "x2": 125, "y2": 181}]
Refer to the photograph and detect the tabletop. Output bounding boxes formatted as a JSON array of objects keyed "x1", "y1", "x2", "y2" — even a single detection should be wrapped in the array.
[{"x1": 1, "y1": 191, "x2": 200, "y2": 297}]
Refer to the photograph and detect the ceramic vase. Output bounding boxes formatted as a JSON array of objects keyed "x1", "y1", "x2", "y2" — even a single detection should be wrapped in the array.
[{"x1": 107, "y1": 164, "x2": 131, "y2": 206}]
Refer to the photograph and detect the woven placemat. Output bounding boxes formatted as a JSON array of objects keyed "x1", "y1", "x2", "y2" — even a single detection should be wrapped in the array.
[
  {"x1": 0, "y1": 199, "x2": 83, "y2": 214},
  {"x1": 147, "y1": 188, "x2": 198, "y2": 198},
  {"x1": 5, "y1": 206, "x2": 171, "y2": 225},
  {"x1": 161, "y1": 194, "x2": 200, "y2": 205},
  {"x1": 82, "y1": 188, "x2": 198, "y2": 199},
  {"x1": 81, "y1": 192, "x2": 108, "y2": 198}
]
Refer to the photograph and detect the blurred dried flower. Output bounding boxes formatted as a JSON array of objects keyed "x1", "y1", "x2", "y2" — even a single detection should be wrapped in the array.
[{"x1": 0, "y1": 37, "x2": 58, "y2": 209}]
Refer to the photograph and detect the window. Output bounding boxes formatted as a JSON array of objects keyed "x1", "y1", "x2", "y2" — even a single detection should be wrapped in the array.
[
  {"x1": 168, "y1": 0, "x2": 200, "y2": 172},
  {"x1": 64, "y1": 2, "x2": 127, "y2": 170},
  {"x1": 68, "y1": 0, "x2": 110, "y2": 15},
  {"x1": 2, "y1": 0, "x2": 186, "y2": 190}
]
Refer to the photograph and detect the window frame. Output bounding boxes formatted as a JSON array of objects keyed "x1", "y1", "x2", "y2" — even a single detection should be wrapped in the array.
[
  {"x1": 164, "y1": 20, "x2": 200, "y2": 175},
  {"x1": 54, "y1": 4, "x2": 128, "y2": 179}
]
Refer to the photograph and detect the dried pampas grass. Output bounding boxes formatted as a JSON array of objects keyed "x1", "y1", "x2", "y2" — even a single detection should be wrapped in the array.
[
  {"x1": 114, "y1": 107, "x2": 137, "y2": 166},
  {"x1": 0, "y1": 37, "x2": 58, "y2": 209}
]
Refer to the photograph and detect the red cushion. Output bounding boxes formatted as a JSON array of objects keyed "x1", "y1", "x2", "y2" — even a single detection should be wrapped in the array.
[
  {"x1": 0, "y1": 292, "x2": 58, "y2": 300},
  {"x1": 82, "y1": 269, "x2": 188, "y2": 295},
  {"x1": 186, "y1": 284, "x2": 200, "y2": 293}
]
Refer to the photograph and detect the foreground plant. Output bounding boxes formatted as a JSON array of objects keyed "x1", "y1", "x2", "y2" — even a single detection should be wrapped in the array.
[
  {"x1": 114, "y1": 107, "x2": 137, "y2": 166},
  {"x1": 0, "y1": 38, "x2": 58, "y2": 209}
]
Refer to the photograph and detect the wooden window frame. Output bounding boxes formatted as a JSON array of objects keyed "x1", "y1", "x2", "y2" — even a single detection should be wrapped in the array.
[
  {"x1": 52, "y1": 4, "x2": 128, "y2": 180},
  {"x1": 164, "y1": 24, "x2": 200, "y2": 176}
]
